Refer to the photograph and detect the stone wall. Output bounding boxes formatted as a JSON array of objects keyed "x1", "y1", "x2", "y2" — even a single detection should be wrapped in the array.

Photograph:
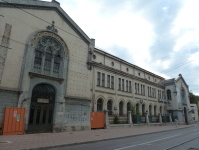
[
  {"x1": 0, "y1": 89, "x2": 19, "y2": 128},
  {"x1": 62, "y1": 98, "x2": 91, "y2": 132}
]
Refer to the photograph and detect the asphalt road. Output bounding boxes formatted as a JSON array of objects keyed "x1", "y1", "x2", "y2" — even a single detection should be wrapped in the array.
[{"x1": 49, "y1": 124, "x2": 199, "y2": 150}]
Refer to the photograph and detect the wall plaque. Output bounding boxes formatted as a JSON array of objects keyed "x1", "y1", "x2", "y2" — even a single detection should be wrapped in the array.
[{"x1": 37, "y1": 98, "x2": 49, "y2": 103}]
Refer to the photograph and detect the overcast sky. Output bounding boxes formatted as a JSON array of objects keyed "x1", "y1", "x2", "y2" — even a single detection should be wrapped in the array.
[{"x1": 46, "y1": 0, "x2": 199, "y2": 95}]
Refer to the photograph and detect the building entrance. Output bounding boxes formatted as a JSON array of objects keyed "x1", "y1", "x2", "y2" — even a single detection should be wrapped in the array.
[
  {"x1": 27, "y1": 84, "x2": 55, "y2": 133},
  {"x1": 184, "y1": 107, "x2": 188, "y2": 125}
]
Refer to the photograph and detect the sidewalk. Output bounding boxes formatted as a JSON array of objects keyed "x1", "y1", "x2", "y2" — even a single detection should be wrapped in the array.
[{"x1": 0, "y1": 124, "x2": 196, "y2": 150}]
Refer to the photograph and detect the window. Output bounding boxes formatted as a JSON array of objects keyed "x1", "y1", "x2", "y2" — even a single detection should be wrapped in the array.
[
  {"x1": 54, "y1": 53, "x2": 60, "y2": 70},
  {"x1": 167, "y1": 90, "x2": 171, "y2": 100},
  {"x1": 107, "y1": 75, "x2": 110, "y2": 88},
  {"x1": 127, "y1": 102, "x2": 131, "y2": 113},
  {"x1": 143, "y1": 85, "x2": 145, "y2": 95},
  {"x1": 142, "y1": 104, "x2": 145, "y2": 115},
  {"x1": 154, "y1": 106, "x2": 156, "y2": 116},
  {"x1": 149, "y1": 105, "x2": 152, "y2": 115},
  {"x1": 97, "y1": 72, "x2": 100, "y2": 86},
  {"x1": 126, "y1": 80, "x2": 128, "y2": 92},
  {"x1": 126, "y1": 68, "x2": 129, "y2": 72},
  {"x1": 136, "y1": 103, "x2": 139, "y2": 115},
  {"x1": 45, "y1": 48, "x2": 52, "y2": 67},
  {"x1": 150, "y1": 87, "x2": 151, "y2": 97},
  {"x1": 122, "y1": 79, "x2": 124, "y2": 91},
  {"x1": 141, "y1": 84, "x2": 142, "y2": 95},
  {"x1": 97, "y1": 99, "x2": 103, "y2": 112},
  {"x1": 34, "y1": 51, "x2": 42, "y2": 65},
  {"x1": 138, "y1": 73, "x2": 140, "y2": 76},
  {"x1": 162, "y1": 91, "x2": 164, "y2": 99},
  {"x1": 135, "y1": 83, "x2": 137, "y2": 94},
  {"x1": 102, "y1": 73, "x2": 105, "y2": 87},
  {"x1": 129, "y1": 81, "x2": 131, "y2": 92},
  {"x1": 111, "y1": 62, "x2": 114, "y2": 66},
  {"x1": 111, "y1": 76, "x2": 114, "y2": 89},
  {"x1": 148, "y1": 76, "x2": 150, "y2": 80},
  {"x1": 119, "y1": 78, "x2": 121, "y2": 90},
  {"x1": 148, "y1": 87, "x2": 149, "y2": 96},
  {"x1": 93, "y1": 55, "x2": 96, "y2": 59},
  {"x1": 137, "y1": 83, "x2": 139, "y2": 94}
]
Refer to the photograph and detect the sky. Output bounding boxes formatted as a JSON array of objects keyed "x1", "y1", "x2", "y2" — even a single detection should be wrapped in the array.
[{"x1": 46, "y1": 0, "x2": 199, "y2": 95}]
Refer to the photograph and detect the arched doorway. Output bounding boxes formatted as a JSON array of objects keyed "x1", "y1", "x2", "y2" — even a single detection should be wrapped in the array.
[
  {"x1": 28, "y1": 84, "x2": 55, "y2": 133},
  {"x1": 149, "y1": 105, "x2": 152, "y2": 115},
  {"x1": 97, "y1": 99, "x2": 103, "y2": 112},
  {"x1": 107, "y1": 100, "x2": 112, "y2": 115},
  {"x1": 142, "y1": 104, "x2": 145, "y2": 115},
  {"x1": 127, "y1": 102, "x2": 131, "y2": 113},
  {"x1": 184, "y1": 107, "x2": 188, "y2": 125},
  {"x1": 136, "y1": 103, "x2": 139, "y2": 115},
  {"x1": 154, "y1": 106, "x2": 156, "y2": 116},
  {"x1": 119, "y1": 101, "x2": 123, "y2": 116}
]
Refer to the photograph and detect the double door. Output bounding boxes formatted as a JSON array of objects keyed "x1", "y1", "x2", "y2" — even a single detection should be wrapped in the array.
[{"x1": 28, "y1": 103, "x2": 54, "y2": 133}]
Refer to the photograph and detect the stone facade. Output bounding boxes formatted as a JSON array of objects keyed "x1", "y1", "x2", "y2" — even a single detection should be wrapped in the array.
[{"x1": 0, "y1": 0, "x2": 194, "y2": 133}]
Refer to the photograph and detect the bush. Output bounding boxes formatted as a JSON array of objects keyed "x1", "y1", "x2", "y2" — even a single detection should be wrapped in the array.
[{"x1": 113, "y1": 115, "x2": 120, "y2": 124}]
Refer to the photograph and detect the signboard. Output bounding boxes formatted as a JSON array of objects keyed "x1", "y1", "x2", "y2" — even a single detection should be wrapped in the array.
[
  {"x1": 158, "y1": 99, "x2": 167, "y2": 102},
  {"x1": 37, "y1": 98, "x2": 49, "y2": 103},
  {"x1": 13, "y1": 110, "x2": 17, "y2": 117},
  {"x1": 16, "y1": 115, "x2": 20, "y2": 121}
]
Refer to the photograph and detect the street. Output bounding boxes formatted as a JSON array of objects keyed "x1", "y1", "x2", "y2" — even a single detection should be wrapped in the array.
[{"x1": 49, "y1": 124, "x2": 199, "y2": 150}]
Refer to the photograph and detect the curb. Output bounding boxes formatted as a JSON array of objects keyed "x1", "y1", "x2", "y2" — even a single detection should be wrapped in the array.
[{"x1": 21, "y1": 124, "x2": 197, "y2": 150}]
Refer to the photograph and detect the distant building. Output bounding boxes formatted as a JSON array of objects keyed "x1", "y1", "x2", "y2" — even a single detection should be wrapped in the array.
[
  {"x1": 189, "y1": 104, "x2": 198, "y2": 122},
  {"x1": 0, "y1": 0, "x2": 194, "y2": 134}
]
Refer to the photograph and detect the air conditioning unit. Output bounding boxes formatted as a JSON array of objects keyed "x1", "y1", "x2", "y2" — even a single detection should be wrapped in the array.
[
  {"x1": 114, "y1": 106, "x2": 118, "y2": 110},
  {"x1": 140, "y1": 99, "x2": 144, "y2": 103}
]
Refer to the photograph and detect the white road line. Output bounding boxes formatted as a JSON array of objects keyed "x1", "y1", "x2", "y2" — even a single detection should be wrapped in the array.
[{"x1": 114, "y1": 134, "x2": 182, "y2": 150}]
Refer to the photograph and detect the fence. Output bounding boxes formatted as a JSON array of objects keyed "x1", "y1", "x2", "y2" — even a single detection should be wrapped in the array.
[{"x1": 109, "y1": 114, "x2": 128, "y2": 124}]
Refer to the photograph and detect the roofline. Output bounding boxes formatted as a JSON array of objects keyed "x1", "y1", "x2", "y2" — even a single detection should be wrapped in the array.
[
  {"x1": 94, "y1": 47, "x2": 165, "y2": 80},
  {"x1": 0, "y1": 0, "x2": 91, "y2": 45}
]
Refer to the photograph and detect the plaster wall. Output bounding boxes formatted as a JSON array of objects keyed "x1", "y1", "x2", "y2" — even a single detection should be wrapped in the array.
[{"x1": 190, "y1": 104, "x2": 198, "y2": 121}]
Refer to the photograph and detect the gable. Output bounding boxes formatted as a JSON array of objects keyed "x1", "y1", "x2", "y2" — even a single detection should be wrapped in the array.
[
  {"x1": 0, "y1": 0, "x2": 91, "y2": 45},
  {"x1": 176, "y1": 76, "x2": 189, "y2": 89}
]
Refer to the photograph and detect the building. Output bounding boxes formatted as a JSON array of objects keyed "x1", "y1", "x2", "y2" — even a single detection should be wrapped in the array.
[
  {"x1": 190, "y1": 104, "x2": 198, "y2": 122},
  {"x1": 0, "y1": 0, "x2": 193, "y2": 134}
]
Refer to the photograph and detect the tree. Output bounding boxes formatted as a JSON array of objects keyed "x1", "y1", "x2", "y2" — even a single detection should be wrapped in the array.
[{"x1": 189, "y1": 92, "x2": 198, "y2": 104}]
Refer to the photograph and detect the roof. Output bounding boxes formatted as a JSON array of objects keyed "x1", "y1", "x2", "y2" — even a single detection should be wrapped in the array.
[{"x1": 0, "y1": 0, "x2": 91, "y2": 45}]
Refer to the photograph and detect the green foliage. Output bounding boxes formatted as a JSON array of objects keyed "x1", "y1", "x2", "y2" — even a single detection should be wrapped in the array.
[
  {"x1": 189, "y1": 92, "x2": 198, "y2": 104},
  {"x1": 130, "y1": 103, "x2": 136, "y2": 115},
  {"x1": 113, "y1": 115, "x2": 119, "y2": 124}
]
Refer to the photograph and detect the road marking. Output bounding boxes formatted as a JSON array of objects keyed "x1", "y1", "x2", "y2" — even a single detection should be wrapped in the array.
[{"x1": 114, "y1": 134, "x2": 181, "y2": 150}]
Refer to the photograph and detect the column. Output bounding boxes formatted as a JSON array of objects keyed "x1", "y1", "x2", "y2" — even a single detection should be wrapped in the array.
[
  {"x1": 128, "y1": 111, "x2": 133, "y2": 125},
  {"x1": 41, "y1": 51, "x2": 46, "y2": 73},
  {"x1": 104, "y1": 110, "x2": 109, "y2": 129},
  {"x1": 50, "y1": 54, "x2": 55, "y2": 75},
  {"x1": 159, "y1": 113, "x2": 162, "y2": 124}
]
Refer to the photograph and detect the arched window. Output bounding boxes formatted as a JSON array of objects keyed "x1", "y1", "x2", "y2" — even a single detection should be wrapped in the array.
[
  {"x1": 45, "y1": 48, "x2": 52, "y2": 68},
  {"x1": 119, "y1": 101, "x2": 123, "y2": 116},
  {"x1": 181, "y1": 89, "x2": 186, "y2": 104},
  {"x1": 142, "y1": 104, "x2": 145, "y2": 115},
  {"x1": 127, "y1": 102, "x2": 131, "y2": 113},
  {"x1": 54, "y1": 52, "x2": 60, "y2": 70},
  {"x1": 136, "y1": 103, "x2": 139, "y2": 115},
  {"x1": 167, "y1": 90, "x2": 171, "y2": 100},
  {"x1": 97, "y1": 99, "x2": 103, "y2": 112},
  {"x1": 154, "y1": 106, "x2": 156, "y2": 116},
  {"x1": 149, "y1": 105, "x2": 152, "y2": 115},
  {"x1": 34, "y1": 45, "x2": 43, "y2": 65},
  {"x1": 107, "y1": 100, "x2": 112, "y2": 115}
]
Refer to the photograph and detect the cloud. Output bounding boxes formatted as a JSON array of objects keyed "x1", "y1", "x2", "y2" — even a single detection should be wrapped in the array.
[{"x1": 47, "y1": 0, "x2": 199, "y2": 95}]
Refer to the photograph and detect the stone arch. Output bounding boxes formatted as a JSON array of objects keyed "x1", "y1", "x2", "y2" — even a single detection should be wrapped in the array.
[
  {"x1": 95, "y1": 95, "x2": 105, "y2": 111},
  {"x1": 119, "y1": 99, "x2": 125, "y2": 116},
  {"x1": 106, "y1": 97, "x2": 115, "y2": 115},
  {"x1": 149, "y1": 103, "x2": 153, "y2": 115}
]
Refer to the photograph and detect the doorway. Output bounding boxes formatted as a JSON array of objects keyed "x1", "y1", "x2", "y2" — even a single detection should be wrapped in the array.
[
  {"x1": 184, "y1": 107, "x2": 188, "y2": 125},
  {"x1": 27, "y1": 84, "x2": 55, "y2": 133}
]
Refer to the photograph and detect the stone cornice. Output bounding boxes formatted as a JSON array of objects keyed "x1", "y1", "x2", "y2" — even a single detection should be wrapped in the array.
[
  {"x1": 29, "y1": 71, "x2": 64, "y2": 84},
  {"x1": 0, "y1": 87, "x2": 23, "y2": 94},
  {"x1": 94, "y1": 48, "x2": 165, "y2": 80},
  {"x1": 0, "y1": 0, "x2": 91, "y2": 45},
  {"x1": 93, "y1": 62, "x2": 165, "y2": 89}
]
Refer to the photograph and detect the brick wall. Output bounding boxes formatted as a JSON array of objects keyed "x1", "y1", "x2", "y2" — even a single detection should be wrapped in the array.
[{"x1": 0, "y1": 90, "x2": 19, "y2": 128}]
